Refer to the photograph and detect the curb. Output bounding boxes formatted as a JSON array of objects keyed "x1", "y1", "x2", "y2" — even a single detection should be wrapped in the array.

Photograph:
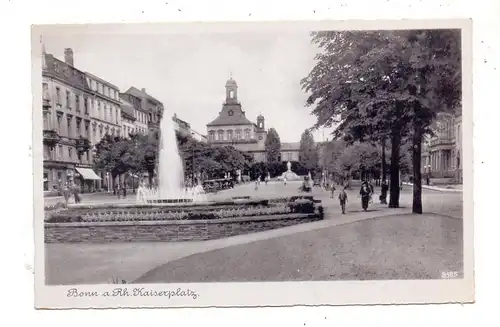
[{"x1": 403, "y1": 183, "x2": 462, "y2": 193}]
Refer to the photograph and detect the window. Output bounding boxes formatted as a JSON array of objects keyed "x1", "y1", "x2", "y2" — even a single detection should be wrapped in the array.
[
  {"x1": 56, "y1": 87, "x2": 61, "y2": 104},
  {"x1": 227, "y1": 130, "x2": 233, "y2": 140},
  {"x1": 287, "y1": 153, "x2": 292, "y2": 161},
  {"x1": 42, "y1": 83, "x2": 49, "y2": 99},
  {"x1": 149, "y1": 113, "x2": 152, "y2": 122},
  {"x1": 244, "y1": 129, "x2": 250, "y2": 140},
  {"x1": 84, "y1": 97, "x2": 89, "y2": 115},
  {"x1": 217, "y1": 130, "x2": 224, "y2": 141},
  {"x1": 68, "y1": 147, "x2": 73, "y2": 159},
  {"x1": 67, "y1": 117, "x2": 72, "y2": 137},
  {"x1": 66, "y1": 90, "x2": 71, "y2": 109},
  {"x1": 43, "y1": 172, "x2": 49, "y2": 191},
  {"x1": 57, "y1": 145, "x2": 63, "y2": 158},
  {"x1": 86, "y1": 151, "x2": 89, "y2": 162},
  {"x1": 56, "y1": 114, "x2": 62, "y2": 132},
  {"x1": 85, "y1": 122, "x2": 89, "y2": 137},
  {"x1": 75, "y1": 95, "x2": 80, "y2": 112},
  {"x1": 229, "y1": 90, "x2": 234, "y2": 98},
  {"x1": 236, "y1": 130, "x2": 241, "y2": 140},
  {"x1": 92, "y1": 125, "x2": 96, "y2": 139},
  {"x1": 97, "y1": 100, "x2": 101, "y2": 118},
  {"x1": 209, "y1": 131, "x2": 215, "y2": 141},
  {"x1": 76, "y1": 119, "x2": 81, "y2": 136}
]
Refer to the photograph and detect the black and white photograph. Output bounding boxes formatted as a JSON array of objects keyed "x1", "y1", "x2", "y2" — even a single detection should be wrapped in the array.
[{"x1": 33, "y1": 20, "x2": 474, "y2": 308}]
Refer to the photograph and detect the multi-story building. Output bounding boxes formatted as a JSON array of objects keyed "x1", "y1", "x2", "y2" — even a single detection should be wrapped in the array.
[
  {"x1": 42, "y1": 47, "x2": 99, "y2": 195},
  {"x1": 84, "y1": 70, "x2": 121, "y2": 190},
  {"x1": 206, "y1": 76, "x2": 299, "y2": 163},
  {"x1": 120, "y1": 99, "x2": 137, "y2": 138},
  {"x1": 121, "y1": 87, "x2": 164, "y2": 140},
  {"x1": 421, "y1": 110, "x2": 463, "y2": 184},
  {"x1": 119, "y1": 92, "x2": 148, "y2": 136}
]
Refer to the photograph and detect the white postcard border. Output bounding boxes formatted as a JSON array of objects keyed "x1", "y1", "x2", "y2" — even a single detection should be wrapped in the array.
[{"x1": 32, "y1": 19, "x2": 474, "y2": 308}]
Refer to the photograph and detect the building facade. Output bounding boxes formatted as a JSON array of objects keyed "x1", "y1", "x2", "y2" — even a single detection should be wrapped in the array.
[
  {"x1": 120, "y1": 99, "x2": 137, "y2": 138},
  {"x1": 206, "y1": 77, "x2": 299, "y2": 162},
  {"x1": 421, "y1": 110, "x2": 463, "y2": 184},
  {"x1": 119, "y1": 92, "x2": 149, "y2": 136},
  {"x1": 42, "y1": 48, "x2": 100, "y2": 194},
  {"x1": 121, "y1": 87, "x2": 164, "y2": 140}
]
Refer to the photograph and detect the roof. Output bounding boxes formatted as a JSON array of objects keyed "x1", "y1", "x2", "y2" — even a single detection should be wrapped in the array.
[
  {"x1": 85, "y1": 72, "x2": 119, "y2": 91},
  {"x1": 42, "y1": 53, "x2": 91, "y2": 92},
  {"x1": 281, "y1": 142, "x2": 300, "y2": 151},
  {"x1": 207, "y1": 104, "x2": 254, "y2": 127},
  {"x1": 125, "y1": 86, "x2": 163, "y2": 106},
  {"x1": 120, "y1": 99, "x2": 136, "y2": 120},
  {"x1": 225, "y1": 78, "x2": 238, "y2": 87}
]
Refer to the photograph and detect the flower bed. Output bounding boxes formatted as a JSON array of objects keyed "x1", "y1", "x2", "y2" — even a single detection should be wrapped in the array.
[{"x1": 46, "y1": 198, "x2": 324, "y2": 224}]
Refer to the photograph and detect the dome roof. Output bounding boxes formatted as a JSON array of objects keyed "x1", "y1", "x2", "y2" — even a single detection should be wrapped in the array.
[
  {"x1": 225, "y1": 77, "x2": 237, "y2": 87},
  {"x1": 257, "y1": 114, "x2": 264, "y2": 119}
]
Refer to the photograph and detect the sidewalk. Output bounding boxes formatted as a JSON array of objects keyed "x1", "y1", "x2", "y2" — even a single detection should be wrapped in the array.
[
  {"x1": 46, "y1": 205, "x2": 408, "y2": 285},
  {"x1": 403, "y1": 182, "x2": 462, "y2": 193}
]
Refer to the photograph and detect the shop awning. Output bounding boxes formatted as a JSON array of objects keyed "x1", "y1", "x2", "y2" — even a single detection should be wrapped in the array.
[{"x1": 75, "y1": 167, "x2": 101, "y2": 181}]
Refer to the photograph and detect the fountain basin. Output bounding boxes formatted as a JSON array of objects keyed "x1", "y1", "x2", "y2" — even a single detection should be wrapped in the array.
[{"x1": 44, "y1": 196, "x2": 324, "y2": 243}]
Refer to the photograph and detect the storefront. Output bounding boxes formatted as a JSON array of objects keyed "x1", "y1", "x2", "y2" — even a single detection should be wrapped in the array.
[{"x1": 75, "y1": 166, "x2": 101, "y2": 193}]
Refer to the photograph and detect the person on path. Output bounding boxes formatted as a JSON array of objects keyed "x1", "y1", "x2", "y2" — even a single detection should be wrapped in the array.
[
  {"x1": 338, "y1": 186, "x2": 348, "y2": 214},
  {"x1": 380, "y1": 180, "x2": 389, "y2": 204},
  {"x1": 360, "y1": 181, "x2": 371, "y2": 212},
  {"x1": 283, "y1": 176, "x2": 287, "y2": 186},
  {"x1": 330, "y1": 183, "x2": 336, "y2": 198}
]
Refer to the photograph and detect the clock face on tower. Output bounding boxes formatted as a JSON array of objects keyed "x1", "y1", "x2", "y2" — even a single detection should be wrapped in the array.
[{"x1": 228, "y1": 110, "x2": 234, "y2": 116}]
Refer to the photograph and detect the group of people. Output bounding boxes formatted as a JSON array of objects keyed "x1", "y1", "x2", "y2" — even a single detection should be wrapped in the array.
[{"x1": 327, "y1": 179, "x2": 390, "y2": 214}]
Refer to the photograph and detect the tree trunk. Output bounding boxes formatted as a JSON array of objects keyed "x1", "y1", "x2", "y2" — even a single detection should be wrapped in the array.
[
  {"x1": 389, "y1": 129, "x2": 401, "y2": 208},
  {"x1": 412, "y1": 121, "x2": 423, "y2": 214},
  {"x1": 381, "y1": 138, "x2": 387, "y2": 182}
]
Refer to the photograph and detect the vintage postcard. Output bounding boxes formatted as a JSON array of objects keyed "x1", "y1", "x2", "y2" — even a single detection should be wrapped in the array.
[{"x1": 32, "y1": 19, "x2": 474, "y2": 308}]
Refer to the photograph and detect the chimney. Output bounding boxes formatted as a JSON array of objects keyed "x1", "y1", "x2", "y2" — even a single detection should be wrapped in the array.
[
  {"x1": 141, "y1": 88, "x2": 146, "y2": 93},
  {"x1": 64, "y1": 48, "x2": 74, "y2": 66}
]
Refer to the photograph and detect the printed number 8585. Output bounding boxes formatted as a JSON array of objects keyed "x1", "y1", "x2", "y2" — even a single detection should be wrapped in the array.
[{"x1": 441, "y1": 271, "x2": 459, "y2": 279}]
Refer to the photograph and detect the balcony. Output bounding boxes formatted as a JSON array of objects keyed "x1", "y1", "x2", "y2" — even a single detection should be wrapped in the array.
[
  {"x1": 43, "y1": 129, "x2": 60, "y2": 148},
  {"x1": 147, "y1": 120, "x2": 159, "y2": 129},
  {"x1": 430, "y1": 137, "x2": 454, "y2": 148},
  {"x1": 75, "y1": 136, "x2": 91, "y2": 158}
]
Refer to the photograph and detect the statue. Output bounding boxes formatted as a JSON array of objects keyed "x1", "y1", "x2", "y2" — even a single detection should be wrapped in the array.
[{"x1": 287, "y1": 161, "x2": 292, "y2": 172}]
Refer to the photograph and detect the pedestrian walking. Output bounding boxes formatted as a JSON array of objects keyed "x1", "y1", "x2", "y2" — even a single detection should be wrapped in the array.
[
  {"x1": 330, "y1": 183, "x2": 336, "y2": 198},
  {"x1": 283, "y1": 176, "x2": 287, "y2": 186},
  {"x1": 338, "y1": 186, "x2": 348, "y2": 214},
  {"x1": 360, "y1": 181, "x2": 371, "y2": 212},
  {"x1": 380, "y1": 180, "x2": 389, "y2": 204}
]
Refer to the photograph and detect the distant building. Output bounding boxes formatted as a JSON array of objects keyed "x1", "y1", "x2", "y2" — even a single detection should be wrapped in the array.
[
  {"x1": 121, "y1": 87, "x2": 164, "y2": 140},
  {"x1": 206, "y1": 76, "x2": 299, "y2": 162},
  {"x1": 42, "y1": 47, "x2": 101, "y2": 194},
  {"x1": 119, "y1": 92, "x2": 148, "y2": 136},
  {"x1": 120, "y1": 99, "x2": 137, "y2": 138},
  {"x1": 421, "y1": 110, "x2": 463, "y2": 184}
]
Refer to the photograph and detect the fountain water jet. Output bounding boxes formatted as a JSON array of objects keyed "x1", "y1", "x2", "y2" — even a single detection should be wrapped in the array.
[{"x1": 136, "y1": 110, "x2": 207, "y2": 204}]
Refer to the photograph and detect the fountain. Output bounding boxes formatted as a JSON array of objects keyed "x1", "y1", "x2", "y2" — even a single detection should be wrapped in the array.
[
  {"x1": 279, "y1": 161, "x2": 301, "y2": 181},
  {"x1": 45, "y1": 112, "x2": 324, "y2": 244},
  {"x1": 136, "y1": 110, "x2": 207, "y2": 204}
]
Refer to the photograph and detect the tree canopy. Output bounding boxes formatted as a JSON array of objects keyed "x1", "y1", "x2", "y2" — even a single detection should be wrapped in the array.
[
  {"x1": 265, "y1": 128, "x2": 281, "y2": 164},
  {"x1": 301, "y1": 29, "x2": 461, "y2": 213},
  {"x1": 298, "y1": 129, "x2": 319, "y2": 172}
]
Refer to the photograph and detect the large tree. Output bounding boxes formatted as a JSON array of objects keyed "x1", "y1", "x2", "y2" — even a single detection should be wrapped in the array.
[
  {"x1": 298, "y1": 129, "x2": 319, "y2": 174},
  {"x1": 265, "y1": 128, "x2": 281, "y2": 164},
  {"x1": 301, "y1": 30, "x2": 461, "y2": 213}
]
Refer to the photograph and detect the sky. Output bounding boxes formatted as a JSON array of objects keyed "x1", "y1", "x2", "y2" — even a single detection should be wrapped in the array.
[{"x1": 42, "y1": 27, "x2": 335, "y2": 143}]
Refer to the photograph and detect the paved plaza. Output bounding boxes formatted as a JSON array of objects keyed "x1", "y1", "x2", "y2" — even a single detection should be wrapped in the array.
[{"x1": 45, "y1": 182, "x2": 463, "y2": 285}]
